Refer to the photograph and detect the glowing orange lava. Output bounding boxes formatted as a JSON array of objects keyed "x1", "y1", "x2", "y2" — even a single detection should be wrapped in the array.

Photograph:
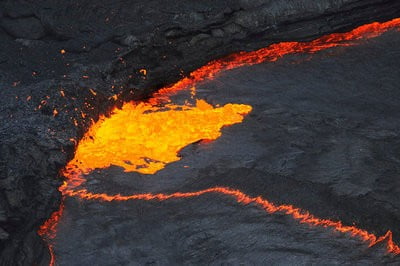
[
  {"x1": 67, "y1": 99, "x2": 251, "y2": 175},
  {"x1": 39, "y1": 17, "x2": 400, "y2": 265}
]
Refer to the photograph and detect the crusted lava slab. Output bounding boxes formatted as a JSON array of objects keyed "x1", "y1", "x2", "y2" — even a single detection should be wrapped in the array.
[{"x1": 0, "y1": 0, "x2": 399, "y2": 264}]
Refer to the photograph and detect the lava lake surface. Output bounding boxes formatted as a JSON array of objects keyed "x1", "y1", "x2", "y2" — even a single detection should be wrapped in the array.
[{"x1": 54, "y1": 29, "x2": 400, "y2": 265}]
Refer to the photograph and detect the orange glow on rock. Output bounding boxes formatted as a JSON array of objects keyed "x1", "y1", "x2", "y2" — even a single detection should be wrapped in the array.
[
  {"x1": 62, "y1": 186, "x2": 400, "y2": 255},
  {"x1": 139, "y1": 68, "x2": 147, "y2": 76},
  {"x1": 151, "y1": 18, "x2": 400, "y2": 104},
  {"x1": 66, "y1": 99, "x2": 252, "y2": 175},
  {"x1": 38, "y1": 202, "x2": 64, "y2": 266}
]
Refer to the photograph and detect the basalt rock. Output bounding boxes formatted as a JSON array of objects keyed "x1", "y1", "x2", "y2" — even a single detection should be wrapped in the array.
[{"x1": 0, "y1": 0, "x2": 399, "y2": 265}]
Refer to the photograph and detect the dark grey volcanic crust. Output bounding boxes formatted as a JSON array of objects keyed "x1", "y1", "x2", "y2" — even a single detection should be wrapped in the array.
[{"x1": 0, "y1": 0, "x2": 399, "y2": 265}]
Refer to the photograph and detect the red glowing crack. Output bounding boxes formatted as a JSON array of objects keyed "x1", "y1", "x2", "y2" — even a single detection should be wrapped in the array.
[
  {"x1": 62, "y1": 185, "x2": 400, "y2": 255},
  {"x1": 151, "y1": 18, "x2": 400, "y2": 104},
  {"x1": 38, "y1": 202, "x2": 65, "y2": 266}
]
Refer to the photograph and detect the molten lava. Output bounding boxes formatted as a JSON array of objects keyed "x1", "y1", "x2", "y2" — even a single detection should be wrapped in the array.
[
  {"x1": 151, "y1": 18, "x2": 400, "y2": 103},
  {"x1": 39, "y1": 18, "x2": 400, "y2": 265},
  {"x1": 38, "y1": 202, "x2": 65, "y2": 266},
  {"x1": 67, "y1": 99, "x2": 251, "y2": 175},
  {"x1": 62, "y1": 186, "x2": 400, "y2": 255}
]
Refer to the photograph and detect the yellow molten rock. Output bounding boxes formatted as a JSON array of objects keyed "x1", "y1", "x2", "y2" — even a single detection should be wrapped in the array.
[{"x1": 68, "y1": 99, "x2": 252, "y2": 174}]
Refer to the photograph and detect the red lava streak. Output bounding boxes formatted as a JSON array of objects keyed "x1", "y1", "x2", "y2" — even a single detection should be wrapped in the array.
[
  {"x1": 151, "y1": 18, "x2": 400, "y2": 103},
  {"x1": 63, "y1": 186, "x2": 400, "y2": 254},
  {"x1": 39, "y1": 18, "x2": 400, "y2": 265},
  {"x1": 38, "y1": 202, "x2": 65, "y2": 266}
]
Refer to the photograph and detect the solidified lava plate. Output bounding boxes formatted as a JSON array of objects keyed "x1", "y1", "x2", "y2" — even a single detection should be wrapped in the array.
[{"x1": 36, "y1": 19, "x2": 400, "y2": 265}]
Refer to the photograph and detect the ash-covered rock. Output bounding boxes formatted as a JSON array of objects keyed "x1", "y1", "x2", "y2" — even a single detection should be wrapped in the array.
[
  {"x1": 0, "y1": 0, "x2": 399, "y2": 264},
  {"x1": 0, "y1": 16, "x2": 45, "y2": 40}
]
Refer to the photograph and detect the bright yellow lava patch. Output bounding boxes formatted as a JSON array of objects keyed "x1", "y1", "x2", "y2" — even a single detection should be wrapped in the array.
[{"x1": 68, "y1": 99, "x2": 252, "y2": 174}]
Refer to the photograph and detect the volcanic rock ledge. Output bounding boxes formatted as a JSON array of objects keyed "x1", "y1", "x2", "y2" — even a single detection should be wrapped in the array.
[{"x1": 0, "y1": 0, "x2": 399, "y2": 264}]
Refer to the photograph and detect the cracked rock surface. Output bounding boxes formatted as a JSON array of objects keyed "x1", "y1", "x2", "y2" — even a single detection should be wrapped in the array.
[{"x1": 0, "y1": 0, "x2": 399, "y2": 264}]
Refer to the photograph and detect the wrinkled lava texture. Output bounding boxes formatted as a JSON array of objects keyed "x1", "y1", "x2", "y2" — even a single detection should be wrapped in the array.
[{"x1": 1, "y1": 0, "x2": 400, "y2": 265}]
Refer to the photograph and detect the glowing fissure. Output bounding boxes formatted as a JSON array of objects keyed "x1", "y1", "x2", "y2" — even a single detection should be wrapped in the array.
[
  {"x1": 151, "y1": 18, "x2": 400, "y2": 103},
  {"x1": 62, "y1": 185, "x2": 400, "y2": 255},
  {"x1": 38, "y1": 202, "x2": 64, "y2": 266},
  {"x1": 39, "y1": 18, "x2": 400, "y2": 265}
]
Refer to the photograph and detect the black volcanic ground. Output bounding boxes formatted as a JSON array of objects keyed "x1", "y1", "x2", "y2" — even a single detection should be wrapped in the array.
[{"x1": 54, "y1": 29, "x2": 400, "y2": 265}]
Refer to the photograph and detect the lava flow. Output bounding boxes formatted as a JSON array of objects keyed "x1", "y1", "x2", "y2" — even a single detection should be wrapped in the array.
[
  {"x1": 39, "y1": 18, "x2": 400, "y2": 265},
  {"x1": 62, "y1": 186, "x2": 400, "y2": 255},
  {"x1": 38, "y1": 202, "x2": 65, "y2": 266},
  {"x1": 66, "y1": 99, "x2": 252, "y2": 175},
  {"x1": 151, "y1": 18, "x2": 400, "y2": 103}
]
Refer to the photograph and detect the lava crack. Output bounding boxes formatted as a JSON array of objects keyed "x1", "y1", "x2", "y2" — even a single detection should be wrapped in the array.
[{"x1": 62, "y1": 186, "x2": 400, "y2": 255}]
